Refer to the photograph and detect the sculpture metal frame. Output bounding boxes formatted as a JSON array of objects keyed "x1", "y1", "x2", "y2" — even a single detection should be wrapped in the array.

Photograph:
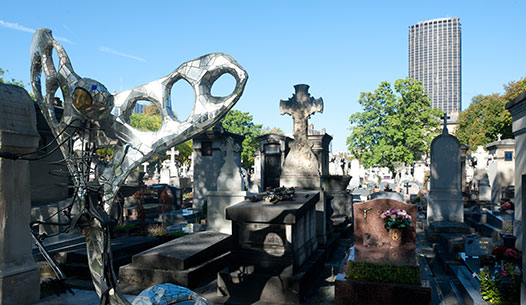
[{"x1": 30, "y1": 28, "x2": 247, "y2": 304}]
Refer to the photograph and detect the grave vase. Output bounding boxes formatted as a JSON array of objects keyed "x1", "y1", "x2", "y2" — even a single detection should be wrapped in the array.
[{"x1": 389, "y1": 229, "x2": 404, "y2": 247}]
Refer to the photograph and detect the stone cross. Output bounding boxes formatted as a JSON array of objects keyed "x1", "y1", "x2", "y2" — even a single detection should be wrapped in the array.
[
  {"x1": 280, "y1": 84, "x2": 323, "y2": 141},
  {"x1": 497, "y1": 133, "x2": 502, "y2": 141},
  {"x1": 166, "y1": 147, "x2": 179, "y2": 175},
  {"x1": 217, "y1": 137, "x2": 243, "y2": 191},
  {"x1": 404, "y1": 182, "x2": 410, "y2": 195},
  {"x1": 221, "y1": 136, "x2": 241, "y2": 157},
  {"x1": 442, "y1": 114, "x2": 451, "y2": 134},
  {"x1": 141, "y1": 162, "x2": 149, "y2": 173}
]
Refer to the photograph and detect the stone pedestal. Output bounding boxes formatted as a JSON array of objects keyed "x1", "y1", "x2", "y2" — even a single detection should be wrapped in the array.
[
  {"x1": 322, "y1": 175, "x2": 352, "y2": 217},
  {"x1": 206, "y1": 191, "x2": 246, "y2": 234},
  {"x1": 0, "y1": 84, "x2": 41, "y2": 304}
]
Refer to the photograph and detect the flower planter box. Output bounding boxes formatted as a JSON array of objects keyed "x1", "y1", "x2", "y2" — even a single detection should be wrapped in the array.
[{"x1": 335, "y1": 273, "x2": 432, "y2": 305}]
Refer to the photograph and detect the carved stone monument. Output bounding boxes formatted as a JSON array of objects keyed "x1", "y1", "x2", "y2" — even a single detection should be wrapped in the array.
[
  {"x1": 427, "y1": 116, "x2": 463, "y2": 223},
  {"x1": 279, "y1": 84, "x2": 323, "y2": 189},
  {"x1": 207, "y1": 137, "x2": 247, "y2": 234},
  {"x1": 279, "y1": 84, "x2": 331, "y2": 244},
  {"x1": 0, "y1": 84, "x2": 41, "y2": 304},
  {"x1": 193, "y1": 123, "x2": 244, "y2": 210}
]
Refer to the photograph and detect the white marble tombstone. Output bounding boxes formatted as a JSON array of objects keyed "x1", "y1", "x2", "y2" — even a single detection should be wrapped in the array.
[
  {"x1": 428, "y1": 122, "x2": 463, "y2": 223},
  {"x1": 0, "y1": 84, "x2": 41, "y2": 304},
  {"x1": 160, "y1": 160, "x2": 171, "y2": 184},
  {"x1": 348, "y1": 159, "x2": 361, "y2": 189}
]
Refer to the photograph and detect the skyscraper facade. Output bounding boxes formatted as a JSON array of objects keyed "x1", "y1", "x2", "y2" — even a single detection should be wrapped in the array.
[{"x1": 409, "y1": 17, "x2": 461, "y2": 115}]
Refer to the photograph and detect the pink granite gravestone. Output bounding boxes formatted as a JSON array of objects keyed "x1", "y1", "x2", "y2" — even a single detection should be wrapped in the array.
[{"x1": 353, "y1": 199, "x2": 417, "y2": 249}]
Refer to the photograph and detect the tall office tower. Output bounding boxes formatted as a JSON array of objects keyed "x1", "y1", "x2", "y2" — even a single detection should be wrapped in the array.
[{"x1": 409, "y1": 17, "x2": 461, "y2": 115}]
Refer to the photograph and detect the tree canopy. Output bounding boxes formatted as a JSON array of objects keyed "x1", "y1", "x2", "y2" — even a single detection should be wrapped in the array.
[
  {"x1": 454, "y1": 77, "x2": 525, "y2": 148},
  {"x1": 346, "y1": 78, "x2": 442, "y2": 175},
  {"x1": 0, "y1": 68, "x2": 25, "y2": 87},
  {"x1": 129, "y1": 104, "x2": 192, "y2": 166},
  {"x1": 222, "y1": 110, "x2": 263, "y2": 168}
]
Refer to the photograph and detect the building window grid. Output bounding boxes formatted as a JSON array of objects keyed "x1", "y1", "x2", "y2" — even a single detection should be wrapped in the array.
[{"x1": 409, "y1": 18, "x2": 460, "y2": 114}]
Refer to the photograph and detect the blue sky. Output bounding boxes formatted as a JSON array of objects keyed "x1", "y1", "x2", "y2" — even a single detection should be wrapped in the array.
[{"x1": 1, "y1": 1, "x2": 525, "y2": 152}]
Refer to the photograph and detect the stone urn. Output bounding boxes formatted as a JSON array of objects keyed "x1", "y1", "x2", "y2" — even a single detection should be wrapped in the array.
[
  {"x1": 389, "y1": 228, "x2": 404, "y2": 247},
  {"x1": 321, "y1": 175, "x2": 352, "y2": 192}
]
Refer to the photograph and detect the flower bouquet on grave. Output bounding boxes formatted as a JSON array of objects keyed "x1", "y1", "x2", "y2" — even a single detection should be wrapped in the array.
[
  {"x1": 500, "y1": 201, "x2": 514, "y2": 214},
  {"x1": 262, "y1": 186, "x2": 295, "y2": 203},
  {"x1": 492, "y1": 245, "x2": 522, "y2": 265},
  {"x1": 379, "y1": 208, "x2": 412, "y2": 247}
]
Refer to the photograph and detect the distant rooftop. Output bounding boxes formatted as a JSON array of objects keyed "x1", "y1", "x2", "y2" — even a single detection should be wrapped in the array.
[{"x1": 409, "y1": 17, "x2": 460, "y2": 27}]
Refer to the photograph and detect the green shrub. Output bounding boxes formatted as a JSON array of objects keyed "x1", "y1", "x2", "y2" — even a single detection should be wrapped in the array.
[
  {"x1": 116, "y1": 224, "x2": 137, "y2": 231},
  {"x1": 346, "y1": 261, "x2": 421, "y2": 285},
  {"x1": 479, "y1": 263, "x2": 521, "y2": 304}
]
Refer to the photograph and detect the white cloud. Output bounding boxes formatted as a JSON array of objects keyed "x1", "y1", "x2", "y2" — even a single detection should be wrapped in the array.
[
  {"x1": 0, "y1": 20, "x2": 34, "y2": 33},
  {"x1": 98, "y1": 46, "x2": 145, "y2": 62},
  {"x1": 0, "y1": 19, "x2": 74, "y2": 44}
]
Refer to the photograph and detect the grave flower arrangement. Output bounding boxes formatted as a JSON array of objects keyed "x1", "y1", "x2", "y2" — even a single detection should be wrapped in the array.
[
  {"x1": 492, "y1": 245, "x2": 522, "y2": 262},
  {"x1": 379, "y1": 208, "x2": 412, "y2": 230},
  {"x1": 500, "y1": 201, "x2": 514, "y2": 211}
]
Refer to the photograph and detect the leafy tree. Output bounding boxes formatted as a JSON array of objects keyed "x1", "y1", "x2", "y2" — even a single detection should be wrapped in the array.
[
  {"x1": 130, "y1": 113, "x2": 162, "y2": 131},
  {"x1": 503, "y1": 77, "x2": 526, "y2": 102},
  {"x1": 222, "y1": 110, "x2": 263, "y2": 168},
  {"x1": 454, "y1": 94, "x2": 512, "y2": 148},
  {"x1": 0, "y1": 68, "x2": 25, "y2": 87},
  {"x1": 346, "y1": 78, "x2": 442, "y2": 176},
  {"x1": 454, "y1": 77, "x2": 526, "y2": 148},
  {"x1": 262, "y1": 126, "x2": 284, "y2": 135},
  {"x1": 143, "y1": 103, "x2": 160, "y2": 116},
  {"x1": 129, "y1": 107, "x2": 192, "y2": 166}
]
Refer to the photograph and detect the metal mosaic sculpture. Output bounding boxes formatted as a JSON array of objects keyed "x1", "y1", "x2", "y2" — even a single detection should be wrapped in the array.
[{"x1": 30, "y1": 28, "x2": 247, "y2": 304}]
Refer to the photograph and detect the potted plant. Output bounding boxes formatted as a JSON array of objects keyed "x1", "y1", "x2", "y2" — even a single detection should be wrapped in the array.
[{"x1": 379, "y1": 208, "x2": 412, "y2": 247}]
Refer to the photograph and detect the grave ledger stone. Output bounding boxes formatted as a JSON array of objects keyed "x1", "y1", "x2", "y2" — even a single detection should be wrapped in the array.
[
  {"x1": 427, "y1": 116, "x2": 463, "y2": 223},
  {"x1": 0, "y1": 84, "x2": 41, "y2": 304}
]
